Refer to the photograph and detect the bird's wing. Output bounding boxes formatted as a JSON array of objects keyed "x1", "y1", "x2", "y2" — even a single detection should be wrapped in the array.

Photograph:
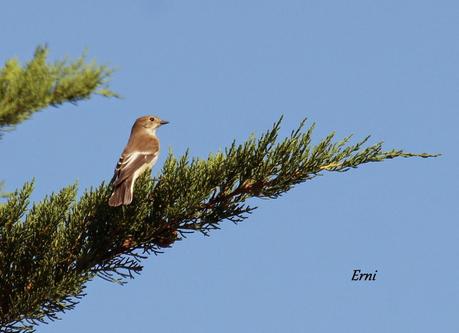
[{"x1": 112, "y1": 152, "x2": 157, "y2": 186}]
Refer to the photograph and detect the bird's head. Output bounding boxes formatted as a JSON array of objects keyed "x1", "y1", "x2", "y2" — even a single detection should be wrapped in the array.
[{"x1": 134, "y1": 115, "x2": 169, "y2": 131}]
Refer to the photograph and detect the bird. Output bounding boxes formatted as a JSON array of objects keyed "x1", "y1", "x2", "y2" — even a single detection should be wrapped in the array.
[{"x1": 108, "y1": 115, "x2": 169, "y2": 207}]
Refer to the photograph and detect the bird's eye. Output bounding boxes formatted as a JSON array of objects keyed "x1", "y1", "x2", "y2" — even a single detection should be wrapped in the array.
[{"x1": 149, "y1": 117, "x2": 155, "y2": 122}]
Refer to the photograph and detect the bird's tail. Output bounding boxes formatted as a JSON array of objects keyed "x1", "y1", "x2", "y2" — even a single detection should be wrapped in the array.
[{"x1": 108, "y1": 178, "x2": 134, "y2": 207}]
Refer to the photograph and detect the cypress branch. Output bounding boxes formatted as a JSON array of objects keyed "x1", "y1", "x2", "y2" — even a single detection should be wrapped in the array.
[
  {"x1": 0, "y1": 46, "x2": 117, "y2": 135},
  {"x1": 0, "y1": 117, "x2": 438, "y2": 332}
]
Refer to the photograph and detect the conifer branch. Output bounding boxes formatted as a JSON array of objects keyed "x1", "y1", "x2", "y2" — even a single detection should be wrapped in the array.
[
  {"x1": 0, "y1": 46, "x2": 117, "y2": 136},
  {"x1": 0, "y1": 118, "x2": 438, "y2": 332}
]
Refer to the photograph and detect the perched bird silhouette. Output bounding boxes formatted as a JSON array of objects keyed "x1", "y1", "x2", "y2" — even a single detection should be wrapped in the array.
[{"x1": 108, "y1": 115, "x2": 169, "y2": 207}]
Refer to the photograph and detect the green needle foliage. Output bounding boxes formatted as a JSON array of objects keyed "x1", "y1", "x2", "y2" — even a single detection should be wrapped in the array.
[
  {"x1": 0, "y1": 117, "x2": 438, "y2": 333},
  {"x1": 0, "y1": 45, "x2": 117, "y2": 137}
]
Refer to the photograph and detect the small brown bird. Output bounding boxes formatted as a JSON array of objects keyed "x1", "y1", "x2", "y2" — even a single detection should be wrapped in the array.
[{"x1": 108, "y1": 115, "x2": 169, "y2": 207}]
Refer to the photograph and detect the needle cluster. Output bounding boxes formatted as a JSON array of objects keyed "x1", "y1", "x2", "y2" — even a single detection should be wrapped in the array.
[{"x1": 0, "y1": 46, "x2": 117, "y2": 136}]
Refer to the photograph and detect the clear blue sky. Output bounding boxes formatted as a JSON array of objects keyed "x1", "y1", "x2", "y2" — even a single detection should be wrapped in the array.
[{"x1": 1, "y1": 1, "x2": 458, "y2": 332}]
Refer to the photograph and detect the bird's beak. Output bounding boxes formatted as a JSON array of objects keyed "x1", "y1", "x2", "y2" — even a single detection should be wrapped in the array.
[{"x1": 160, "y1": 120, "x2": 169, "y2": 125}]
